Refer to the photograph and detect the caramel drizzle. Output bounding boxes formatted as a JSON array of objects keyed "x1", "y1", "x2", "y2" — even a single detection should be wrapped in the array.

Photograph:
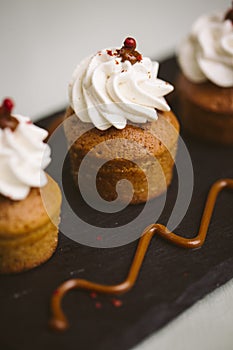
[{"x1": 49, "y1": 178, "x2": 233, "y2": 331}]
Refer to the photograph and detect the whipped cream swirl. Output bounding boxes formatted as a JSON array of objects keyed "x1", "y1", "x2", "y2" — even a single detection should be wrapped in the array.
[
  {"x1": 69, "y1": 49, "x2": 174, "y2": 130},
  {"x1": 0, "y1": 115, "x2": 51, "y2": 200},
  {"x1": 178, "y1": 11, "x2": 233, "y2": 87}
]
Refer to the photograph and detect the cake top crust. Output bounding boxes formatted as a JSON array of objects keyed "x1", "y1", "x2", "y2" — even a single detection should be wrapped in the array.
[{"x1": 64, "y1": 107, "x2": 179, "y2": 160}]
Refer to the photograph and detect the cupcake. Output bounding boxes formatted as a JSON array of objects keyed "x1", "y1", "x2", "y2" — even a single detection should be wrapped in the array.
[
  {"x1": 0, "y1": 98, "x2": 62, "y2": 274},
  {"x1": 64, "y1": 38, "x2": 179, "y2": 204},
  {"x1": 177, "y1": 6, "x2": 233, "y2": 145}
]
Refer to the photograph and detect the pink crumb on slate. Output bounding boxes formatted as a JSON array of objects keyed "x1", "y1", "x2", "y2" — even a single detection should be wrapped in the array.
[
  {"x1": 90, "y1": 292, "x2": 97, "y2": 299},
  {"x1": 111, "y1": 298, "x2": 123, "y2": 307},
  {"x1": 95, "y1": 302, "x2": 102, "y2": 309}
]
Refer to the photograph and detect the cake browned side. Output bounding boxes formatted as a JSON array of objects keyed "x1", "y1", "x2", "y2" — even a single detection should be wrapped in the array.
[
  {"x1": 0, "y1": 175, "x2": 62, "y2": 274},
  {"x1": 177, "y1": 72, "x2": 233, "y2": 145},
  {"x1": 64, "y1": 107, "x2": 179, "y2": 204}
]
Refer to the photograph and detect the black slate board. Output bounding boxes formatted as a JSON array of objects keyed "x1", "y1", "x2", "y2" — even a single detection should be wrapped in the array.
[{"x1": 1, "y1": 57, "x2": 233, "y2": 350}]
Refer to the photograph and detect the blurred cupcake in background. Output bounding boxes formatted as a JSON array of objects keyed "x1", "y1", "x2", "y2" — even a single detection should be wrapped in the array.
[{"x1": 176, "y1": 5, "x2": 233, "y2": 145}]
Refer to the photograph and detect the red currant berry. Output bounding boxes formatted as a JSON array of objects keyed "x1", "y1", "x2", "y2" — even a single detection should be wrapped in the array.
[
  {"x1": 2, "y1": 98, "x2": 14, "y2": 112},
  {"x1": 124, "y1": 37, "x2": 136, "y2": 50}
]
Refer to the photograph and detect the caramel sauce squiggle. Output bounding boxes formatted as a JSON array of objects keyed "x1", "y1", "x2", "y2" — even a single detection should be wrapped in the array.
[{"x1": 49, "y1": 178, "x2": 233, "y2": 331}]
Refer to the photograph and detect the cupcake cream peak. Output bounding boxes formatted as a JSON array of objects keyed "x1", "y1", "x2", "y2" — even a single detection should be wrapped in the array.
[
  {"x1": 177, "y1": 11, "x2": 233, "y2": 87},
  {"x1": 68, "y1": 45, "x2": 174, "y2": 131},
  {"x1": 0, "y1": 114, "x2": 51, "y2": 200}
]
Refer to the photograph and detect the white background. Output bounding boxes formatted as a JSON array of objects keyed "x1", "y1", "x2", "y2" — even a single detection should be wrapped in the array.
[
  {"x1": 0, "y1": 0, "x2": 229, "y2": 119},
  {"x1": 1, "y1": 1, "x2": 233, "y2": 349}
]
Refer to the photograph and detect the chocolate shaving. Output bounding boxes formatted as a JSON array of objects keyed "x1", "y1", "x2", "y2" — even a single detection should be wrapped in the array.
[
  {"x1": 224, "y1": 2, "x2": 233, "y2": 23},
  {"x1": 116, "y1": 47, "x2": 142, "y2": 65},
  {"x1": 0, "y1": 107, "x2": 19, "y2": 131}
]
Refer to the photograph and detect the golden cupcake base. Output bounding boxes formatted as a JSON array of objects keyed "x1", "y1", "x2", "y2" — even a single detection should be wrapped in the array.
[
  {"x1": 64, "y1": 107, "x2": 179, "y2": 204},
  {"x1": 0, "y1": 175, "x2": 61, "y2": 274}
]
